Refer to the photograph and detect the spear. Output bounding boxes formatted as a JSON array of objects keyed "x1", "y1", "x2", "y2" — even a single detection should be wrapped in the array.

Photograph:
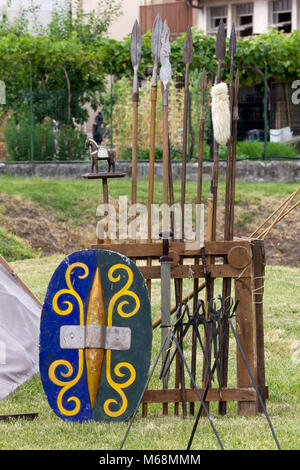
[
  {"x1": 177, "y1": 29, "x2": 193, "y2": 416},
  {"x1": 190, "y1": 67, "x2": 207, "y2": 416},
  {"x1": 224, "y1": 23, "x2": 236, "y2": 241},
  {"x1": 148, "y1": 13, "x2": 162, "y2": 243},
  {"x1": 197, "y1": 69, "x2": 207, "y2": 206},
  {"x1": 229, "y1": 70, "x2": 240, "y2": 239},
  {"x1": 211, "y1": 19, "x2": 226, "y2": 241},
  {"x1": 202, "y1": 20, "x2": 226, "y2": 416},
  {"x1": 181, "y1": 25, "x2": 193, "y2": 241},
  {"x1": 220, "y1": 23, "x2": 236, "y2": 416},
  {"x1": 160, "y1": 20, "x2": 172, "y2": 228},
  {"x1": 130, "y1": 20, "x2": 142, "y2": 207}
]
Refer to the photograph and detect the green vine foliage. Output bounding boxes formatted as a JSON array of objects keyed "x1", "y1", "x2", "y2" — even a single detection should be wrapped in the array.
[
  {"x1": 103, "y1": 28, "x2": 300, "y2": 84},
  {"x1": 0, "y1": 3, "x2": 300, "y2": 162}
]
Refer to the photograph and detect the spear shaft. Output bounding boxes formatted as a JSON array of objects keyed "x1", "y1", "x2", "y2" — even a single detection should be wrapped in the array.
[
  {"x1": 229, "y1": 70, "x2": 240, "y2": 239},
  {"x1": 202, "y1": 20, "x2": 226, "y2": 415},
  {"x1": 191, "y1": 68, "x2": 207, "y2": 416},
  {"x1": 181, "y1": 26, "x2": 193, "y2": 241},
  {"x1": 148, "y1": 14, "x2": 162, "y2": 242},
  {"x1": 224, "y1": 24, "x2": 236, "y2": 242},
  {"x1": 145, "y1": 14, "x2": 163, "y2": 309},
  {"x1": 130, "y1": 20, "x2": 142, "y2": 207},
  {"x1": 160, "y1": 20, "x2": 172, "y2": 224},
  {"x1": 211, "y1": 19, "x2": 226, "y2": 241},
  {"x1": 197, "y1": 69, "x2": 207, "y2": 207},
  {"x1": 220, "y1": 24, "x2": 236, "y2": 416}
]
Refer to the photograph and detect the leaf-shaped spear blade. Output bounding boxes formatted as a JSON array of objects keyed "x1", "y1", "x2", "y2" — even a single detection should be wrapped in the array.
[
  {"x1": 183, "y1": 25, "x2": 193, "y2": 65},
  {"x1": 160, "y1": 19, "x2": 172, "y2": 105},
  {"x1": 151, "y1": 13, "x2": 162, "y2": 86},
  {"x1": 215, "y1": 19, "x2": 226, "y2": 83},
  {"x1": 229, "y1": 23, "x2": 236, "y2": 61},
  {"x1": 131, "y1": 20, "x2": 142, "y2": 68},
  {"x1": 131, "y1": 20, "x2": 142, "y2": 95},
  {"x1": 151, "y1": 13, "x2": 162, "y2": 63},
  {"x1": 224, "y1": 23, "x2": 237, "y2": 240},
  {"x1": 159, "y1": 20, "x2": 172, "y2": 207},
  {"x1": 130, "y1": 20, "x2": 142, "y2": 206}
]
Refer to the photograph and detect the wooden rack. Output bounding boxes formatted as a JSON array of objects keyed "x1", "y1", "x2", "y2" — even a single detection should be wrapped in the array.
[{"x1": 91, "y1": 238, "x2": 268, "y2": 417}]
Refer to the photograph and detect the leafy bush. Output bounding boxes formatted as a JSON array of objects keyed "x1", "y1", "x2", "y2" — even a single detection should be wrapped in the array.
[
  {"x1": 266, "y1": 142, "x2": 298, "y2": 158},
  {"x1": 55, "y1": 125, "x2": 86, "y2": 161},
  {"x1": 3, "y1": 114, "x2": 86, "y2": 161},
  {"x1": 237, "y1": 140, "x2": 264, "y2": 159},
  {"x1": 4, "y1": 114, "x2": 56, "y2": 161},
  {"x1": 236, "y1": 140, "x2": 299, "y2": 159}
]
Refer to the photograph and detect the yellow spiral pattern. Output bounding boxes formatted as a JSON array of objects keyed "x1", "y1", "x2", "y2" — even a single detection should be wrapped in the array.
[
  {"x1": 48, "y1": 262, "x2": 89, "y2": 417},
  {"x1": 104, "y1": 264, "x2": 139, "y2": 418}
]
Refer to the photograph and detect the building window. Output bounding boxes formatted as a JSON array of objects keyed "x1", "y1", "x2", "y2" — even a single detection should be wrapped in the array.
[
  {"x1": 209, "y1": 6, "x2": 227, "y2": 35},
  {"x1": 272, "y1": 0, "x2": 292, "y2": 33},
  {"x1": 235, "y1": 3, "x2": 253, "y2": 37}
]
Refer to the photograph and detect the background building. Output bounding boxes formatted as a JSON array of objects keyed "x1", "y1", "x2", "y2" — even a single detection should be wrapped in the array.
[{"x1": 139, "y1": 0, "x2": 300, "y2": 38}]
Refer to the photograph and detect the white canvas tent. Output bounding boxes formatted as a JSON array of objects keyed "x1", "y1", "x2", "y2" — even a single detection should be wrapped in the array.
[{"x1": 0, "y1": 255, "x2": 42, "y2": 400}]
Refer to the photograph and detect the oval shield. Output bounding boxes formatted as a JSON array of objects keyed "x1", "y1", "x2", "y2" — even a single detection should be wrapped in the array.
[{"x1": 39, "y1": 249, "x2": 152, "y2": 423}]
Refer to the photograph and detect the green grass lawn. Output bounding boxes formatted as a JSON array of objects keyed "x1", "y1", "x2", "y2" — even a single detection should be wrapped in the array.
[
  {"x1": 0, "y1": 176, "x2": 299, "y2": 450},
  {"x1": 0, "y1": 256, "x2": 299, "y2": 451},
  {"x1": 0, "y1": 175, "x2": 299, "y2": 225}
]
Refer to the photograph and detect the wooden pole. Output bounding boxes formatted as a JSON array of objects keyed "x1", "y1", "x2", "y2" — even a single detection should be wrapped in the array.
[
  {"x1": 229, "y1": 70, "x2": 240, "y2": 240},
  {"x1": 260, "y1": 199, "x2": 300, "y2": 239},
  {"x1": 159, "y1": 19, "x2": 172, "y2": 416},
  {"x1": 251, "y1": 186, "x2": 300, "y2": 238},
  {"x1": 181, "y1": 26, "x2": 193, "y2": 240},
  {"x1": 220, "y1": 24, "x2": 236, "y2": 416},
  {"x1": 132, "y1": 96, "x2": 138, "y2": 206},
  {"x1": 190, "y1": 68, "x2": 207, "y2": 416},
  {"x1": 147, "y1": 13, "x2": 162, "y2": 304},
  {"x1": 211, "y1": 19, "x2": 226, "y2": 242},
  {"x1": 130, "y1": 20, "x2": 142, "y2": 207}
]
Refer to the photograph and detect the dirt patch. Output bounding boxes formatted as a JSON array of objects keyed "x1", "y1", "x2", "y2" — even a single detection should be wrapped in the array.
[
  {"x1": 0, "y1": 193, "x2": 95, "y2": 257},
  {"x1": 0, "y1": 192, "x2": 299, "y2": 267},
  {"x1": 233, "y1": 198, "x2": 300, "y2": 268}
]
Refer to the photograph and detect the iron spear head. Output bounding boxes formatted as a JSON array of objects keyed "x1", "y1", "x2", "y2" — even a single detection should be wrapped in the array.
[
  {"x1": 229, "y1": 23, "x2": 237, "y2": 61},
  {"x1": 151, "y1": 13, "x2": 162, "y2": 64},
  {"x1": 183, "y1": 25, "x2": 193, "y2": 65},
  {"x1": 131, "y1": 20, "x2": 142, "y2": 95},
  {"x1": 160, "y1": 19, "x2": 172, "y2": 98},
  {"x1": 151, "y1": 13, "x2": 163, "y2": 86},
  {"x1": 131, "y1": 20, "x2": 142, "y2": 69},
  {"x1": 216, "y1": 19, "x2": 226, "y2": 62}
]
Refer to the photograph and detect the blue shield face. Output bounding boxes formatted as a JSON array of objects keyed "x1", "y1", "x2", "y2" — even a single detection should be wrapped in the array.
[{"x1": 39, "y1": 249, "x2": 152, "y2": 423}]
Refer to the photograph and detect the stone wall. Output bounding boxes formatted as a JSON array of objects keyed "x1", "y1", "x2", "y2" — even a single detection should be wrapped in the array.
[{"x1": 1, "y1": 160, "x2": 300, "y2": 182}]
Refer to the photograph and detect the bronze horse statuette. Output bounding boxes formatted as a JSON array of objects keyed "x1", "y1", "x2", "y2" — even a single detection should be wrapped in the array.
[{"x1": 85, "y1": 137, "x2": 115, "y2": 174}]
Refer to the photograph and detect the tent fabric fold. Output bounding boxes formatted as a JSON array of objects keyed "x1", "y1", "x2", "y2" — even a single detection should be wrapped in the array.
[{"x1": 0, "y1": 259, "x2": 42, "y2": 400}]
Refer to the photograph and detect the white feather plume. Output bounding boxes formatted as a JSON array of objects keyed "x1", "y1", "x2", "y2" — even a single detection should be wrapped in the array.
[{"x1": 211, "y1": 82, "x2": 231, "y2": 147}]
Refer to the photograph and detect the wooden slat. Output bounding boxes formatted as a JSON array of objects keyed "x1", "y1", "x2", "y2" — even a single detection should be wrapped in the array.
[
  {"x1": 142, "y1": 387, "x2": 258, "y2": 404},
  {"x1": 91, "y1": 240, "x2": 252, "y2": 259},
  {"x1": 252, "y1": 239, "x2": 267, "y2": 413},
  {"x1": 139, "y1": 264, "x2": 251, "y2": 280},
  {"x1": 140, "y1": 2, "x2": 194, "y2": 38},
  {"x1": 235, "y1": 276, "x2": 258, "y2": 416}
]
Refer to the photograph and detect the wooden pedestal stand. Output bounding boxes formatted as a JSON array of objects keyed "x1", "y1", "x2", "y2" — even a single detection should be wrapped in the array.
[
  {"x1": 90, "y1": 238, "x2": 268, "y2": 417},
  {"x1": 82, "y1": 171, "x2": 126, "y2": 243}
]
